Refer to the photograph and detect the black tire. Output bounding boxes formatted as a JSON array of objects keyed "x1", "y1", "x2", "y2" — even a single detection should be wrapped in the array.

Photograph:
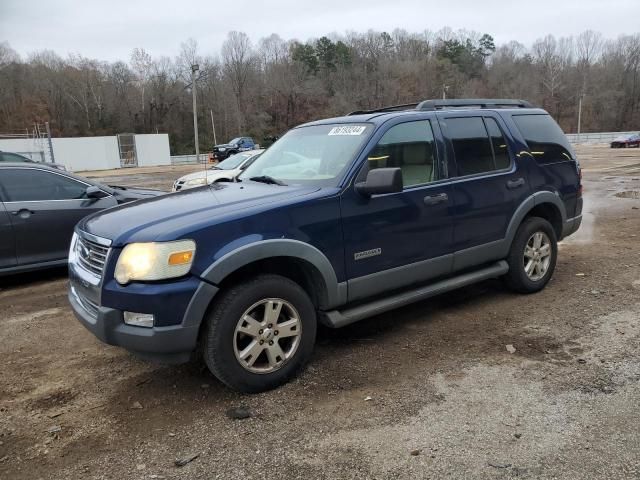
[
  {"x1": 202, "y1": 274, "x2": 317, "y2": 393},
  {"x1": 503, "y1": 216, "x2": 558, "y2": 294}
]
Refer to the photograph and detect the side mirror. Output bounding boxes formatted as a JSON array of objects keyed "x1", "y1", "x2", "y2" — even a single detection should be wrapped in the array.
[
  {"x1": 86, "y1": 185, "x2": 108, "y2": 199},
  {"x1": 355, "y1": 168, "x2": 403, "y2": 196}
]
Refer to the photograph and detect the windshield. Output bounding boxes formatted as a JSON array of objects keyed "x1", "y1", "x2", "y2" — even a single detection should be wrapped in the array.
[
  {"x1": 239, "y1": 124, "x2": 372, "y2": 186},
  {"x1": 214, "y1": 152, "x2": 254, "y2": 170},
  {"x1": 229, "y1": 137, "x2": 241, "y2": 145}
]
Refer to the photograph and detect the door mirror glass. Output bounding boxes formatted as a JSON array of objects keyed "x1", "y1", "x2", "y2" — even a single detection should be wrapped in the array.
[{"x1": 355, "y1": 168, "x2": 403, "y2": 196}]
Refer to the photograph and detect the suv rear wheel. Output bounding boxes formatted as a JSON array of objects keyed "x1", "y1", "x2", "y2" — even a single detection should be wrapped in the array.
[
  {"x1": 503, "y1": 217, "x2": 557, "y2": 293},
  {"x1": 202, "y1": 274, "x2": 317, "y2": 393}
]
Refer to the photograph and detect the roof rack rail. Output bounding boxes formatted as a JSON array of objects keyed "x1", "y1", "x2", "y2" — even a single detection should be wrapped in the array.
[
  {"x1": 416, "y1": 98, "x2": 533, "y2": 111},
  {"x1": 347, "y1": 102, "x2": 419, "y2": 116}
]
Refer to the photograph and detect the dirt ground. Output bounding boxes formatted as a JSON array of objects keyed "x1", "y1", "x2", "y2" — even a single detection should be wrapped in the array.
[{"x1": 1, "y1": 144, "x2": 640, "y2": 480}]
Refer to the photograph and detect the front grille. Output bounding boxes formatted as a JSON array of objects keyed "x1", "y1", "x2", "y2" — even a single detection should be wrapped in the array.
[
  {"x1": 71, "y1": 286, "x2": 99, "y2": 319},
  {"x1": 76, "y1": 236, "x2": 109, "y2": 278}
]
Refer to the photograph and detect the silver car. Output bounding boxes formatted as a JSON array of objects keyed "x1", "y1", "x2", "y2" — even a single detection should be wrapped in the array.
[{"x1": 172, "y1": 150, "x2": 263, "y2": 192}]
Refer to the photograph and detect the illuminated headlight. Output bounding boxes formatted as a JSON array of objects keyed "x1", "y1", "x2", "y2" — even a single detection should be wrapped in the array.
[
  {"x1": 184, "y1": 178, "x2": 206, "y2": 187},
  {"x1": 114, "y1": 240, "x2": 196, "y2": 285},
  {"x1": 218, "y1": 147, "x2": 226, "y2": 152}
]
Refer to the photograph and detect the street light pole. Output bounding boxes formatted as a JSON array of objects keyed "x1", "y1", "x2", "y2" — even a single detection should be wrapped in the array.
[
  {"x1": 577, "y1": 94, "x2": 584, "y2": 144},
  {"x1": 191, "y1": 64, "x2": 200, "y2": 163}
]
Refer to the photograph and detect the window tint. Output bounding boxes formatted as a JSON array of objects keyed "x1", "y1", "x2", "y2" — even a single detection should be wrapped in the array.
[
  {"x1": 0, "y1": 169, "x2": 88, "y2": 202},
  {"x1": 445, "y1": 117, "x2": 495, "y2": 176},
  {"x1": 0, "y1": 152, "x2": 30, "y2": 162},
  {"x1": 512, "y1": 114, "x2": 574, "y2": 164},
  {"x1": 484, "y1": 117, "x2": 510, "y2": 170},
  {"x1": 366, "y1": 120, "x2": 439, "y2": 187}
]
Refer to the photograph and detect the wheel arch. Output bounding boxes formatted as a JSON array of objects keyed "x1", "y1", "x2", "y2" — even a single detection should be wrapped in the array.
[
  {"x1": 200, "y1": 239, "x2": 345, "y2": 310},
  {"x1": 506, "y1": 192, "x2": 567, "y2": 248}
]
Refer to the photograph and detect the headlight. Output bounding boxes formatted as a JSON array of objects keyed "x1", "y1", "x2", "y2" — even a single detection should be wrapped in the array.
[
  {"x1": 115, "y1": 240, "x2": 196, "y2": 285},
  {"x1": 218, "y1": 147, "x2": 226, "y2": 152},
  {"x1": 185, "y1": 178, "x2": 206, "y2": 187}
]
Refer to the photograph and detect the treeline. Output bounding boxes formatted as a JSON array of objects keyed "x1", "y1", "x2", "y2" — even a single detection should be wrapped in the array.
[{"x1": 0, "y1": 29, "x2": 639, "y2": 154}]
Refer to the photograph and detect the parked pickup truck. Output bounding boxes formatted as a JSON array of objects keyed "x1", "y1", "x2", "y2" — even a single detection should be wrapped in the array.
[
  {"x1": 68, "y1": 98, "x2": 582, "y2": 393},
  {"x1": 212, "y1": 137, "x2": 256, "y2": 160}
]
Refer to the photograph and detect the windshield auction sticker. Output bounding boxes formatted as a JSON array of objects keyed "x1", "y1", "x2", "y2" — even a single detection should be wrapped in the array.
[{"x1": 328, "y1": 126, "x2": 367, "y2": 136}]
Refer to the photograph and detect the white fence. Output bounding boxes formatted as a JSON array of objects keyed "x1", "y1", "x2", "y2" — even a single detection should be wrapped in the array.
[
  {"x1": 0, "y1": 134, "x2": 170, "y2": 171},
  {"x1": 566, "y1": 131, "x2": 638, "y2": 144}
]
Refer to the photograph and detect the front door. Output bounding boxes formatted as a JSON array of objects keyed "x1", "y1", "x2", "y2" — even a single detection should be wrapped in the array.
[
  {"x1": 341, "y1": 118, "x2": 454, "y2": 303},
  {"x1": 0, "y1": 167, "x2": 116, "y2": 266},
  {"x1": 0, "y1": 201, "x2": 16, "y2": 269}
]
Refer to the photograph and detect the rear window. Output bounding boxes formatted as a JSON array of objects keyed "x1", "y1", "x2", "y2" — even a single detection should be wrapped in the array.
[{"x1": 512, "y1": 114, "x2": 574, "y2": 164}]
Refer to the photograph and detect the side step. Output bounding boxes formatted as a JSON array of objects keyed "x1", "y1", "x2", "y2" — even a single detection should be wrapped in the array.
[{"x1": 322, "y1": 260, "x2": 509, "y2": 328}]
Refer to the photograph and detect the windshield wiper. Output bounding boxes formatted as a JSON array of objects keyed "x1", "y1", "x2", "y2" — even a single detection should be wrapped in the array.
[{"x1": 249, "y1": 175, "x2": 287, "y2": 186}]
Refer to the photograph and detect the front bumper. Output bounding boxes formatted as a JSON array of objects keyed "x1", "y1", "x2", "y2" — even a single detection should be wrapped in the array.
[
  {"x1": 69, "y1": 285, "x2": 200, "y2": 363},
  {"x1": 68, "y1": 230, "x2": 219, "y2": 363}
]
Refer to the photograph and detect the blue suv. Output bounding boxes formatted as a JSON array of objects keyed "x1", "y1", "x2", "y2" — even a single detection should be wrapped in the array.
[{"x1": 68, "y1": 99, "x2": 582, "y2": 392}]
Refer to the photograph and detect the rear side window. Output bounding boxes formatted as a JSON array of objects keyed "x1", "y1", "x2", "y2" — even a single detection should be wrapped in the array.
[
  {"x1": 444, "y1": 117, "x2": 512, "y2": 176},
  {"x1": 512, "y1": 114, "x2": 574, "y2": 164},
  {"x1": 0, "y1": 169, "x2": 88, "y2": 202}
]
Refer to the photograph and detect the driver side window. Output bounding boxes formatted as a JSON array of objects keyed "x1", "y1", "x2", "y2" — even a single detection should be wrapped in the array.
[
  {"x1": 366, "y1": 120, "x2": 440, "y2": 188},
  {"x1": 0, "y1": 169, "x2": 88, "y2": 202}
]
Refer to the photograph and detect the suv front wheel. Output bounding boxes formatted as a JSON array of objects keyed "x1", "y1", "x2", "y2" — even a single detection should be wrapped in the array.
[
  {"x1": 202, "y1": 274, "x2": 317, "y2": 393},
  {"x1": 503, "y1": 216, "x2": 558, "y2": 293}
]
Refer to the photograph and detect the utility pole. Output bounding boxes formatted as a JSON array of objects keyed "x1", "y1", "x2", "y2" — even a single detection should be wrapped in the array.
[
  {"x1": 577, "y1": 94, "x2": 584, "y2": 144},
  {"x1": 210, "y1": 109, "x2": 217, "y2": 145},
  {"x1": 191, "y1": 64, "x2": 200, "y2": 163}
]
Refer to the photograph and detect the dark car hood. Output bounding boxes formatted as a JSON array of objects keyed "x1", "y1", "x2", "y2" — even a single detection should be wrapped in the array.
[
  {"x1": 108, "y1": 185, "x2": 164, "y2": 203},
  {"x1": 79, "y1": 181, "x2": 320, "y2": 246},
  {"x1": 214, "y1": 143, "x2": 236, "y2": 149}
]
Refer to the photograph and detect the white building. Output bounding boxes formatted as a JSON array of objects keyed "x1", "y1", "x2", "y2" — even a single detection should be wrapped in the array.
[{"x1": 0, "y1": 133, "x2": 171, "y2": 172}]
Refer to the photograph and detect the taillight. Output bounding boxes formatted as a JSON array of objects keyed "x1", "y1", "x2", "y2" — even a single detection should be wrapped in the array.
[{"x1": 578, "y1": 166, "x2": 583, "y2": 195}]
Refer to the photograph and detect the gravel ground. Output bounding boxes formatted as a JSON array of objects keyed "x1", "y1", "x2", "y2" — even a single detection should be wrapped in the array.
[{"x1": 1, "y1": 144, "x2": 640, "y2": 480}]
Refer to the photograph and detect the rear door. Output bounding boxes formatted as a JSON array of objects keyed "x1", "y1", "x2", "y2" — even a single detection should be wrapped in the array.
[
  {"x1": 437, "y1": 113, "x2": 531, "y2": 270},
  {"x1": 0, "y1": 167, "x2": 117, "y2": 266},
  {"x1": 0, "y1": 199, "x2": 17, "y2": 269}
]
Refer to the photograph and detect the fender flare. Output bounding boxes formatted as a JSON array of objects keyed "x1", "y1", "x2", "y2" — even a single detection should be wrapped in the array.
[
  {"x1": 504, "y1": 191, "x2": 567, "y2": 249},
  {"x1": 200, "y1": 239, "x2": 345, "y2": 309}
]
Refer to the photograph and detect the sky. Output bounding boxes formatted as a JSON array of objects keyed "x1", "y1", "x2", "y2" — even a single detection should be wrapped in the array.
[{"x1": 1, "y1": 0, "x2": 638, "y2": 62}]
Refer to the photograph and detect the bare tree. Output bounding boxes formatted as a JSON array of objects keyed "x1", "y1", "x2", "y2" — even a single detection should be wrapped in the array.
[{"x1": 222, "y1": 31, "x2": 255, "y2": 132}]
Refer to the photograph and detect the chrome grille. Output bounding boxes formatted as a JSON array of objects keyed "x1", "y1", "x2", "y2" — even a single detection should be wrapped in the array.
[
  {"x1": 76, "y1": 236, "x2": 109, "y2": 277},
  {"x1": 70, "y1": 286, "x2": 99, "y2": 319}
]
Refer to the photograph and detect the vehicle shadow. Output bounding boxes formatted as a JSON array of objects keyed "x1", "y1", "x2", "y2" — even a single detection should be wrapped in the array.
[
  {"x1": 116, "y1": 278, "x2": 509, "y2": 400},
  {"x1": 0, "y1": 266, "x2": 69, "y2": 290}
]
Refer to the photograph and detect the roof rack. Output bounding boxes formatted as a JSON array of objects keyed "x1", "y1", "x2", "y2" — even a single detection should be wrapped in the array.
[
  {"x1": 416, "y1": 99, "x2": 533, "y2": 111},
  {"x1": 347, "y1": 103, "x2": 420, "y2": 116},
  {"x1": 347, "y1": 99, "x2": 534, "y2": 116}
]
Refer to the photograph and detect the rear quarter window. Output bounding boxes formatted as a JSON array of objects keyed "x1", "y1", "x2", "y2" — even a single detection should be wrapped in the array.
[{"x1": 512, "y1": 114, "x2": 575, "y2": 164}]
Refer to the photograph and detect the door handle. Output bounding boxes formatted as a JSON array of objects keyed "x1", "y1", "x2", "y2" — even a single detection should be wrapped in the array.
[
  {"x1": 423, "y1": 193, "x2": 448, "y2": 206},
  {"x1": 506, "y1": 178, "x2": 525, "y2": 189},
  {"x1": 11, "y1": 209, "x2": 34, "y2": 218}
]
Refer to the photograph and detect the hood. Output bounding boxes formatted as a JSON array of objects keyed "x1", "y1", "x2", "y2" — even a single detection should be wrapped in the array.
[
  {"x1": 214, "y1": 143, "x2": 236, "y2": 149},
  {"x1": 108, "y1": 185, "x2": 164, "y2": 202},
  {"x1": 79, "y1": 181, "x2": 320, "y2": 246},
  {"x1": 177, "y1": 169, "x2": 237, "y2": 183}
]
